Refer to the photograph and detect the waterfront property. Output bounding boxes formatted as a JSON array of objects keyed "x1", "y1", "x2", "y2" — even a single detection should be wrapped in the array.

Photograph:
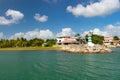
[
  {"x1": 103, "y1": 36, "x2": 120, "y2": 47},
  {"x1": 112, "y1": 40, "x2": 120, "y2": 47},
  {"x1": 103, "y1": 36, "x2": 113, "y2": 45},
  {"x1": 57, "y1": 34, "x2": 112, "y2": 53},
  {"x1": 56, "y1": 36, "x2": 82, "y2": 45}
]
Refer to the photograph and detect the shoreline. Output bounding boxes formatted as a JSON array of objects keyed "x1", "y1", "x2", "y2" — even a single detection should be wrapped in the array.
[
  {"x1": 0, "y1": 45, "x2": 113, "y2": 54},
  {"x1": 0, "y1": 47, "x2": 60, "y2": 51},
  {"x1": 60, "y1": 44, "x2": 112, "y2": 53}
]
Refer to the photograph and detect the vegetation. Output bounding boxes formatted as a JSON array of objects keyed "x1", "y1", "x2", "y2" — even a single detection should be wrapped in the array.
[
  {"x1": 0, "y1": 47, "x2": 58, "y2": 51},
  {"x1": 75, "y1": 33, "x2": 81, "y2": 38},
  {"x1": 86, "y1": 34, "x2": 104, "y2": 45},
  {"x1": 44, "y1": 39, "x2": 57, "y2": 47},
  {"x1": 30, "y1": 38, "x2": 44, "y2": 47},
  {"x1": 113, "y1": 36, "x2": 119, "y2": 40},
  {"x1": 0, "y1": 37, "x2": 56, "y2": 48},
  {"x1": 92, "y1": 34, "x2": 104, "y2": 44}
]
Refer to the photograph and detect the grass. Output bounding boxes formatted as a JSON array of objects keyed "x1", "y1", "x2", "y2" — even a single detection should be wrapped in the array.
[{"x1": 0, "y1": 46, "x2": 60, "y2": 51}]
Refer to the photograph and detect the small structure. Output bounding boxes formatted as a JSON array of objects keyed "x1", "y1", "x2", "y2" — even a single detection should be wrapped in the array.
[
  {"x1": 112, "y1": 40, "x2": 120, "y2": 47},
  {"x1": 87, "y1": 32, "x2": 94, "y2": 46},
  {"x1": 103, "y1": 36, "x2": 120, "y2": 47},
  {"x1": 56, "y1": 36, "x2": 80, "y2": 45},
  {"x1": 103, "y1": 36, "x2": 113, "y2": 45}
]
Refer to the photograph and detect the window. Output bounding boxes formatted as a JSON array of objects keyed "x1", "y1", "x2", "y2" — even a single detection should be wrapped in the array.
[{"x1": 59, "y1": 40, "x2": 61, "y2": 42}]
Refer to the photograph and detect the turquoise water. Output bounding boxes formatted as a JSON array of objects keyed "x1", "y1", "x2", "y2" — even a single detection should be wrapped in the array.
[{"x1": 0, "y1": 48, "x2": 120, "y2": 80}]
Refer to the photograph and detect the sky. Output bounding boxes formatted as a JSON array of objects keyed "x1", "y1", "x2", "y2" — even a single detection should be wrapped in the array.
[{"x1": 0, "y1": 0, "x2": 120, "y2": 40}]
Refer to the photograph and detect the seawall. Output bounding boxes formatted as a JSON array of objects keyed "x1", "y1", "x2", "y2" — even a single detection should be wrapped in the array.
[{"x1": 60, "y1": 44, "x2": 112, "y2": 53}]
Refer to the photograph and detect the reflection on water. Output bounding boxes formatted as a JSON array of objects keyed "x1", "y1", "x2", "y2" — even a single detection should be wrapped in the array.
[{"x1": 0, "y1": 48, "x2": 120, "y2": 80}]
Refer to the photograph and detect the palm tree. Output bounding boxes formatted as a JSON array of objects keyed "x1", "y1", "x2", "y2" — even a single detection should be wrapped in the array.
[{"x1": 30, "y1": 38, "x2": 44, "y2": 47}]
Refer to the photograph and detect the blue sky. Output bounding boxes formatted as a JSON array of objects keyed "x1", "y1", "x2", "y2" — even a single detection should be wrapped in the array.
[{"x1": 0, "y1": 0, "x2": 120, "y2": 39}]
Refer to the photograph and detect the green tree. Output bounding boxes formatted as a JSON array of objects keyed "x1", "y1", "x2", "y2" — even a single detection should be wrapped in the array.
[
  {"x1": 75, "y1": 33, "x2": 81, "y2": 38},
  {"x1": 9, "y1": 39, "x2": 17, "y2": 47},
  {"x1": 15, "y1": 37, "x2": 28, "y2": 47},
  {"x1": 113, "y1": 36, "x2": 119, "y2": 40},
  {"x1": 44, "y1": 39, "x2": 57, "y2": 47},
  {"x1": 30, "y1": 38, "x2": 44, "y2": 47},
  {"x1": 92, "y1": 34, "x2": 104, "y2": 44},
  {"x1": 0, "y1": 37, "x2": 59, "y2": 48},
  {"x1": 0, "y1": 39, "x2": 9, "y2": 48},
  {"x1": 85, "y1": 34, "x2": 104, "y2": 44}
]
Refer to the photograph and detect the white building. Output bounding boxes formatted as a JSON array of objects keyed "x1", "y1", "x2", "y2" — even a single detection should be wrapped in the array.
[
  {"x1": 56, "y1": 36, "x2": 80, "y2": 45},
  {"x1": 103, "y1": 36, "x2": 120, "y2": 47},
  {"x1": 103, "y1": 36, "x2": 113, "y2": 45}
]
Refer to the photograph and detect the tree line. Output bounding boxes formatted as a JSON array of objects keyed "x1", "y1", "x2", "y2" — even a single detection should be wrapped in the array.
[
  {"x1": 86, "y1": 34, "x2": 119, "y2": 45},
  {"x1": 0, "y1": 34, "x2": 119, "y2": 48},
  {"x1": 0, "y1": 37, "x2": 56, "y2": 48},
  {"x1": 75, "y1": 33, "x2": 119, "y2": 45}
]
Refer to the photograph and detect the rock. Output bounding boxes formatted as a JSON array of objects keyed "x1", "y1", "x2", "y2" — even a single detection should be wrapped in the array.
[{"x1": 60, "y1": 44, "x2": 112, "y2": 54}]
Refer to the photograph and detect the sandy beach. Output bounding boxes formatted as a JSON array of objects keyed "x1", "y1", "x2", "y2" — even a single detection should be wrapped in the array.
[{"x1": 0, "y1": 47, "x2": 60, "y2": 51}]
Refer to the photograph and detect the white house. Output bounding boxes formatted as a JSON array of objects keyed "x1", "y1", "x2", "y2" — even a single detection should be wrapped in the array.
[
  {"x1": 56, "y1": 36, "x2": 80, "y2": 45},
  {"x1": 103, "y1": 36, "x2": 120, "y2": 47}
]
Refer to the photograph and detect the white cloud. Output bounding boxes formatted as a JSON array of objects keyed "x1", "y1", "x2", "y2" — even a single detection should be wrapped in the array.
[
  {"x1": 10, "y1": 32, "x2": 25, "y2": 39},
  {"x1": 10, "y1": 28, "x2": 75, "y2": 40},
  {"x1": 10, "y1": 25, "x2": 120, "y2": 40},
  {"x1": 81, "y1": 28, "x2": 108, "y2": 37},
  {"x1": 1, "y1": 24, "x2": 120, "y2": 40},
  {"x1": 66, "y1": 0, "x2": 120, "y2": 17},
  {"x1": 39, "y1": 29, "x2": 54, "y2": 39},
  {"x1": 10, "y1": 29, "x2": 54, "y2": 40},
  {"x1": 81, "y1": 24, "x2": 120, "y2": 37},
  {"x1": 0, "y1": 9, "x2": 24, "y2": 25},
  {"x1": 56, "y1": 28, "x2": 75, "y2": 37},
  {"x1": 105, "y1": 24, "x2": 120, "y2": 37},
  {"x1": 34, "y1": 13, "x2": 48, "y2": 22}
]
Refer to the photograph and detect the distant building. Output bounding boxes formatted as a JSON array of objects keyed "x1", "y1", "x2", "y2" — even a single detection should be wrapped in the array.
[
  {"x1": 112, "y1": 40, "x2": 120, "y2": 47},
  {"x1": 103, "y1": 36, "x2": 120, "y2": 47},
  {"x1": 56, "y1": 36, "x2": 82, "y2": 45},
  {"x1": 103, "y1": 36, "x2": 113, "y2": 45}
]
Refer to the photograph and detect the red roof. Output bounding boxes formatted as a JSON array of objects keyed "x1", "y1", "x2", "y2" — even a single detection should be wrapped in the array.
[{"x1": 63, "y1": 38, "x2": 77, "y2": 43}]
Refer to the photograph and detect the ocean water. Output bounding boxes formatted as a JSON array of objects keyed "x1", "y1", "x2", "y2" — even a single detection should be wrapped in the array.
[{"x1": 0, "y1": 48, "x2": 120, "y2": 80}]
